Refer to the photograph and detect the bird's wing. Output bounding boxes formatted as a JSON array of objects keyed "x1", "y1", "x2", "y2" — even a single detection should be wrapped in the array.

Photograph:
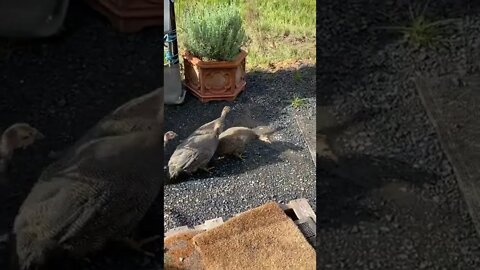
[
  {"x1": 15, "y1": 132, "x2": 162, "y2": 255},
  {"x1": 109, "y1": 89, "x2": 161, "y2": 119},
  {"x1": 15, "y1": 172, "x2": 154, "y2": 251},
  {"x1": 68, "y1": 89, "x2": 162, "y2": 149},
  {"x1": 217, "y1": 135, "x2": 246, "y2": 154},
  {"x1": 169, "y1": 146, "x2": 200, "y2": 171}
]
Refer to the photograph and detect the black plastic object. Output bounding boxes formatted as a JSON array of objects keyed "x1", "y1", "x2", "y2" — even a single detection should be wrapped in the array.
[{"x1": 0, "y1": 0, "x2": 69, "y2": 38}]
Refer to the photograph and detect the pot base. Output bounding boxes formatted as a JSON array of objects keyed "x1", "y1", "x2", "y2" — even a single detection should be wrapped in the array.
[{"x1": 86, "y1": 0, "x2": 162, "y2": 33}]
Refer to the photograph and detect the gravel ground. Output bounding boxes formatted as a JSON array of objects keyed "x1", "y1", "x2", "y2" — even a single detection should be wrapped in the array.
[
  {"x1": 0, "y1": 1, "x2": 163, "y2": 269},
  {"x1": 318, "y1": 0, "x2": 480, "y2": 269},
  {"x1": 164, "y1": 64, "x2": 316, "y2": 230}
]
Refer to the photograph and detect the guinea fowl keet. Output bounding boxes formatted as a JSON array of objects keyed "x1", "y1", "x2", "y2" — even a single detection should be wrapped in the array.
[
  {"x1": 11, "y1": 88, "x2": 165, "y2": 270},
  {"x1": 216, "y1": 126, "x2": 275, "y2": 160},
  {"x1": 164, "y1": 131, "x2": 177, "y2": 147},
  {"x1": 0, "y1": 123, "x2": 44, "y2": 174},
  {"x1": 167, "y1": 106, "x2": 231, "y2": 179}
]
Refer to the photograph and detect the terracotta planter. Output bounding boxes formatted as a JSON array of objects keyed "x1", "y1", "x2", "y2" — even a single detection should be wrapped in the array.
[
  {"x1": 86, "y1": 0, "x2": 162, "y2": 33},
  {"x1": 183, "y1": 50, "x2": 247, "y2": 103}
]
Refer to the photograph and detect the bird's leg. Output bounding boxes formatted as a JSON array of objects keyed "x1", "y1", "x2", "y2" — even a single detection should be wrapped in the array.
[
  {"x1": 200, "y1": 166, "x2": 215, "y2": 173},
  {"x1": 234, "y1": 152, "x2": 245, "y2": 161},
  {"x1": 122, "y1": 235, "x2": 161, "y2": 257}
]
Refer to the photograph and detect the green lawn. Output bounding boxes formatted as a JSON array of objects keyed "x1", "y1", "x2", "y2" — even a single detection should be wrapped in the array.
[{"x1": 173, "y1": 0, "x2": 316, "y2": 70}]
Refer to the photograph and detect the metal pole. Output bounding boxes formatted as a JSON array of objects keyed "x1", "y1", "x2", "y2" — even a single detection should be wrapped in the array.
[
  {"x1": 164, "y1": 0, "x2": 185, "y2": 104},
  {"x1": 169, "y1": 0, "x2": 179, "y2": 61}
]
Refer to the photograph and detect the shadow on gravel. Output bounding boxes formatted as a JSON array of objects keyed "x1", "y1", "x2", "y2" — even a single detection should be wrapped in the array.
[
  {"x1": 317, "y1": 109, "x2": 439, "y2": 228},
  {"x1": 317, "y1": 154, "x2": 438, "y2": 228},
  {"x1": 317, "y1": 0, "x2": 401, "y2": 106},
  {"x1": 164, "y1": 65, "x2": 316, "y2": 184}
]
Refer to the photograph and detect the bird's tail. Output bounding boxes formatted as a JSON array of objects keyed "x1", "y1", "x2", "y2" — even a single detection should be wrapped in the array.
[{"x1": 252, "y1": 126, "x2": 277, "y2": 143}]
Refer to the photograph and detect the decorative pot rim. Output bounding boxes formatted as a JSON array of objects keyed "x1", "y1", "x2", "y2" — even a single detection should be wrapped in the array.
[{"x1": 182, "y1": 50, "x2": 247, "y2": 69}]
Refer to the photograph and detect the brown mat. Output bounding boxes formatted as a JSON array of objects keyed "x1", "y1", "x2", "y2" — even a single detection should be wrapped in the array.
[
  {"x1": 192, "y1": 202, "x2": 316, "y2": 270},
  {"x1": 165, "y1": 230, "x2": 205, "y2": 270}
]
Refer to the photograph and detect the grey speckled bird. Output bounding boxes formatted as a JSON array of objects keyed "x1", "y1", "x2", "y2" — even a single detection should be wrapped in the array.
[
  {"x1": 11, "y1": 88, "x2": 165, "y2": 270},
  {"x1": 216, "y1": 126, "x2": 275, "y2": 160},
  {"x1": 167, "y1": 106, "x2": 231, "y2": 178},
  {"x1": 12, "y1": 129, "x2": 163, "y2": 270}
]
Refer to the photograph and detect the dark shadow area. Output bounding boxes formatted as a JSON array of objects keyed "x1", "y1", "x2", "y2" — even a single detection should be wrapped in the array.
[
  {"x1": 317, "y1": 154, "x2": 438, "y2": 228},
  {"x1": 0, "y1": 1, "x2": 162, "y2": 269},
  {"x1": 317, "y1": 108, "x2": 438, "y2": 228}
]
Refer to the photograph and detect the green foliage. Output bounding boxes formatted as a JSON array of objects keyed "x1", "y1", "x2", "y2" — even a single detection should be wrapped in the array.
[
  {"x1": 291, "y1": 96, "x2": 307, "y2": 109},
  {"x1": 378, "y1": 2, "x2": 459, "y2": 48},
  {"x1": 293, "y1": 70, "x2": 303, "y2": 82},
  {"x1": 176, "y1": 0, "x2": 316, "y2": 69},
  {"x1": 181, "y1": 3, "x2": 247, "y2": 61}
]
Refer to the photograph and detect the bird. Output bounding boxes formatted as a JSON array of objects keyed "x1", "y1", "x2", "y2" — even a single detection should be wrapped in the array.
[
  {"x1": 167, "y1": 106, "x2": 231, "y2": 179},
  {"x1": 164, "y1": 131, "x2": 177, "y2": 147},
  {"x1": 10, "y1": 89, "x2": 165, "y2": 270},
  {"x1": 0, "y1": 123, "x2": 44, "y2": 174},
  {"x1": 215, "y1": 126, "x2": 275, "y2": 160}
]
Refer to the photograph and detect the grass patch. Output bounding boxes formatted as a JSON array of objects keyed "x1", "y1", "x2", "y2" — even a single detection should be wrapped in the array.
[
  {"x1": 290, "y1": 96, "x2": 307, "y2": 109},
  {"x1": 377, "y1": 1, "x2": 459, "y2": 48},
  {"x1": 293, "y1": 70, "x2": 303, "y2": 82},
  {"x1": 174, "y1": 0, "x2": 316, "y2": 69}
]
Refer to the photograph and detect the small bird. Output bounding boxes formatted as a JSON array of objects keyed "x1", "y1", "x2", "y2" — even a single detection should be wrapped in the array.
[
  {"x1": 10, "y1": 88, "x2": 165, "y2": 270},
  {"x1": 164, "y1": 131, "x2": 177, "y2": 147},
  {"x1": 0, "y1": 123, "x2": 44, "y2": 173},
  {"x1": 168, "y1": 106, "x2": 231, "y2": 179},
  {"x1": 216, "y1": 126, "x2": 275, "y2": 160}
]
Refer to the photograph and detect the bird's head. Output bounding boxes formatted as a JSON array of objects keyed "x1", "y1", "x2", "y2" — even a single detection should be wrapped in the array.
[
  {"x1": 1, "y1": 123, "x2": 44, "y2": 158},
  {"x1": 164, "y1": 131, "x2": 178, "y2": 142}
]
